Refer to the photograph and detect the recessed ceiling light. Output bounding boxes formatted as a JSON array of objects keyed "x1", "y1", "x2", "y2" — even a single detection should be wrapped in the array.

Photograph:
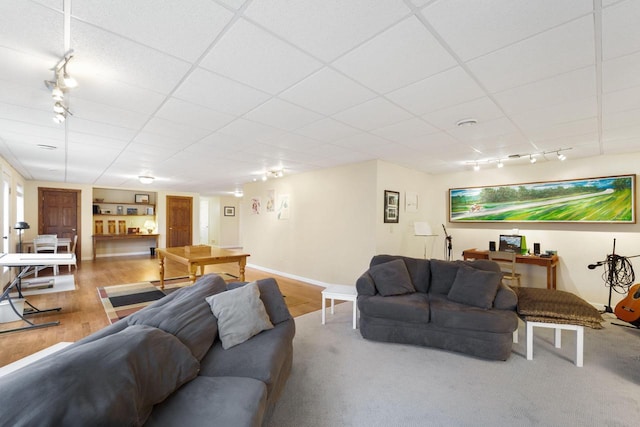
[
  {"x1": 456, "y1": 118, "x2": 478, "y2": 127},
  {"x1": 138, "y1": 176, "x2": 154, "y2": 184}
]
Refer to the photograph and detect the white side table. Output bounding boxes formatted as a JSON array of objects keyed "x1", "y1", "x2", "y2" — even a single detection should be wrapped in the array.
[{"x1": 321, "y1": 285, "x2": 358, "y2": 329}]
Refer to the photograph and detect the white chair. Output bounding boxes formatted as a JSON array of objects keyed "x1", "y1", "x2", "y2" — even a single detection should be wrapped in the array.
[
  {"x1": 66, "y1": 235, "x2": 78, "y2": 272},
  {"x1": 33, "y1": 235, "x2": 59, "y2": 277},
  {"x1": 488, "y1": 250, "x2": 521, "y2": 287}
]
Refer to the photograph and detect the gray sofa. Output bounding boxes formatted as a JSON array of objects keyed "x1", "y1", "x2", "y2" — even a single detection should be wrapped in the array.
[
  {"x1": 0, "y1": 274, "x2": 294, "y2": 427},
  {"x1": 357, "y1": 255, "x2": 518, "y2": 360}
]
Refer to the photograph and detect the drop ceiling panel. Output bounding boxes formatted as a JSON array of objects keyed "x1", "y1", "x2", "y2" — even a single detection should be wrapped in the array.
[
  {"x1": 421, "y1": 97, "x2": 505, "y2": 131},
  {"x1": 68, "y1": 118, "x2": 138, "y2": 142},
  {"x1": 243, "y1": 98, "x2": 323, "y2": 132},
  {"x1": 244, "y1": 0, "x2": 411, "y2": 61},
  {"x1": 333, "y1": 15, "x2": 457, "y2": 93},
  {"x1": 71, "y1": 21, "x2": 191, "y2": 93},
  {"x1": 278, "y1": 68, "x2": 376, "y2": 116},
  {"x1": 601, "y1": 51, "x2": 640, "y2": 93},
  {"x1": 423, "y1": 0, "x2": 593, "y2": 61},
  {"x1": 72, "y1": 78, "x2": 167, "y2": 115},
  {"x1": 493, "y1": 66, "x2": 596, "y2": 115},
  {"x1": 155, "y1": 98, "x2": 235, "y2": 131},
  {"x1": 293, "y1": 118, "x2": 361, "y2": 142},
  {"x1": 70, "y1": 98, "x2": 150, "y2": 130},
  {"x1": 387, "y1": 67, "x2": 485, "y2": 115},
  {"x1": 141, "y1": 117, "x2": 211, "y2": 143},
  {"x1": 0, "y1": 1, "x2": 62, "y2": 58},
  {"x1": 601, "y1": 0, "x2": 640, "y2": 60},
  {"x1": 371, "y1": 118, "x2": 439, "y2": 143},
  {"x1": 71, "y1": 0, "x2": 234, "y2": 62},
  {"x1": 332, "y1": 97, "x2": 413, "y2": 131},
  {"x1": 199, "y1": 19, "x2": 323, "y2": 95},
  {"x1": 217, "y1": 118, "x2": 285, "y2": 142},
  {"x1": 466, "y1": 16, "x2": 595, "y2": 93},
  {"x1": 173, "y1": 68, "x2": 270, "y2": 116},
  {"x1": 132, "y1": 131, "x2": 194, "y2": 151}
]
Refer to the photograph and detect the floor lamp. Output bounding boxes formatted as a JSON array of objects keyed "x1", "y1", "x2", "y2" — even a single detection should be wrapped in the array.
[
  {"x1": 13, "y1": 221, "x2": 30, "y2": 290},
  {"x1": 414, "y1": 222, "x2": 437, "y2": 259}
]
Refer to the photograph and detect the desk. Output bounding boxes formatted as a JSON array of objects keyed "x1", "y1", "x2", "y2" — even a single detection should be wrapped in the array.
[
  {"x1": 22, "y1": 237, "x2": 71, "y2": 253},
  {"x1": 92, "y1": 234, "x2": 159, "y2": 260},
  {"x1": 462, "y1": 248, "x2": 559, "y2": 289},
  {"x1": 0, "y1": 253, "x2": 76, "y2": 334},
  {"x1": 156, "y1": 246, "x2": 250, "y2": 290}
]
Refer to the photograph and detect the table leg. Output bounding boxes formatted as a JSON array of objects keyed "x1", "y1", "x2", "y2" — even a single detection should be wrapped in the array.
[
  {"x1": 188, "y1": 263, "x2": 198, "y2": 284},
  {"x1": 352, "y1": 300, "x2": 357, "y2": 329},
  {"x1": 526, "y1": 321, "x2": 534, "y2": 360},
  {"x1": 159, "y1": 255, "x2": 165, "y2": 290},
  {"x1": 554, "y1": 328, "x2": 562, "y2": 348},
  {"x1": 576, "y1": 327, "x2": 584, "y2": 367},
  {"x1": 321, "y1": 294, "x2": 326, "y2": 325},
  {"x1": 239, "y1": 257, "x2": 246, "y2": 281}
]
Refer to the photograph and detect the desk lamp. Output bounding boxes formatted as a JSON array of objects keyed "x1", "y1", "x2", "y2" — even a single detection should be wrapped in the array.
[
  {"x1": 14, "y1": 221, "x2": 30, "y2": 253},
  {"x1": 143, "y1": 220, "x2": 156, "y2": 234}
]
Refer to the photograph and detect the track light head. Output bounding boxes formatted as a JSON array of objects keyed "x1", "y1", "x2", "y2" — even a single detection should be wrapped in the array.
[{"x1": 530, "y1": 155, "x2": 537, "y2": 164}]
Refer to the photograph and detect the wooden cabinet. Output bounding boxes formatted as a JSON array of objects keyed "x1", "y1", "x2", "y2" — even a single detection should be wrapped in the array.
[{"x1": 92, "y1": 188, "x2": 157, "y2": 236}]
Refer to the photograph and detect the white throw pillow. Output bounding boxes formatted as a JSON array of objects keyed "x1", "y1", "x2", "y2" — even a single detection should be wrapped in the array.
[{"x1": 206, "y1": 281, "x2": 274, "y2": 349}]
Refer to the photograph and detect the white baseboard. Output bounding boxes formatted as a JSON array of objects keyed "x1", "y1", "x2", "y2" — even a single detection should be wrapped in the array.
[
  {"x1": 247, "y1": 263, "x2": 331, "y2": 288},
  {"x1": 94, "y1": 251, "x2": 151, "y2": 259}
]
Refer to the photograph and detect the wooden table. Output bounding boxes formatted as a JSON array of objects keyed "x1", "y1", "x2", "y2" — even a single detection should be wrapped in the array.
[
  {"x1": 92, "y1": 234, "x2": 159, "y2": 260},
  {"x1": 156, "y1": 246, "x2": 250, "y2": 290},
  {"x1": 462, "y1": 248, "x2": 559, "y2": 289}
]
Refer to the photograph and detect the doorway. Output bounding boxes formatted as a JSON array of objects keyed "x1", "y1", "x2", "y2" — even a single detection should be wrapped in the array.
[
  {"x1": 38, "y1": 187, "x2": 81, "y2": 261},
  {"x1": 166, "y1": 195, "x2": 193, "y2": 247}
]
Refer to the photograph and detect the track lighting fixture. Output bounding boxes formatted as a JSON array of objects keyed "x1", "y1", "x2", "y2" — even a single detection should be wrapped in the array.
[
  {"x1": 557, "y1": 151, "x2": 566, "y2": 161},
  {"x1": 466, "y1": 148, "x2": 570, "y2": 170},
  {"x1": 44, "y1": 50, "x2": 77, "y2": 124}
]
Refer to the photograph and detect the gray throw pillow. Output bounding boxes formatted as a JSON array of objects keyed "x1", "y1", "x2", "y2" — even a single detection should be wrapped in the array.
[
  {"x1": 368, "y1": 258, "x2": 415, "y2": 296},
  {"x1": 226, "y1": 278, "x2": 292, "y2": 325},
  {"x1": 0, "y1": 325, "x2": 199, "y2": 426},
  {"x1": 447, "y1": 265, "x2": 502, "y2": 309},
  {"x1": 206, "y1": 281, "x2": 274, "y2": 349},
  {"x1": 127, "y1": 273, "x2": 227, "y2": 360}
]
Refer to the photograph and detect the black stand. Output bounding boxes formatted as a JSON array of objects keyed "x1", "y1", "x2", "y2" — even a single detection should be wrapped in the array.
[
  {"x1": 442, "y1": 224, "x2": 452, "y2": 261},
  {"x1": 0, "y1": 265, "x2": 61, "y2": 334}
]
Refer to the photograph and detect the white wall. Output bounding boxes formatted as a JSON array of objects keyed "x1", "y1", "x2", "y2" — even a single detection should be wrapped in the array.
[
  {"x1": 218, "y1": 196, "x2": 240, "y2": 247},
  {"x1": 431, "y1": 152, "x2": 640, "y2": 308},
  {"x1": 241, "y1": 161, "x2": 378, "y2": 284}
]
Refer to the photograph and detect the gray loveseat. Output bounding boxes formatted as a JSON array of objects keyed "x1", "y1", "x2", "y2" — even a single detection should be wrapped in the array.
[
  {"x1": 357, "y1": 255, "x2": 518, "y2": 360},
  {"x1": 0, "y1": 274, "x2": 294, "y2": 427}
]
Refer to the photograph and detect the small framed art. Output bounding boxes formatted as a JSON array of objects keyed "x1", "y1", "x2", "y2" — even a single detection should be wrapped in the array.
[
  {"x1": 384, "y1": 190, "x2": 400, "y2": 223},
  {"x1": 135, "y1": 193, "x2": 149, "y2": 204},
  {"x1": 224, "y1": 206, "x2": 235, "y2": 216}
]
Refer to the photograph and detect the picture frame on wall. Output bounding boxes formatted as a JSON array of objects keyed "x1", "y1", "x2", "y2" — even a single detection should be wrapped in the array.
[
  {"x1": 135, "y1": 193, "x2": 149, "y2": 204},
  {"x1": 449, "y1": 174, "x2": 636, "y2": 223},
  {"x1": 384, "y1": 190, "x2": 400, "y2": 223},
  {"x1": 224, "y1": 206, "x2": 235, "y2": 217}
]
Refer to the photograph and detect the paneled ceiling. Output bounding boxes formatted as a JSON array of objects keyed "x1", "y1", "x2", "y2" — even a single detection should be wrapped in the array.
[{"x1": 1, "y1": 0, "x2": 639, "y2": 195}]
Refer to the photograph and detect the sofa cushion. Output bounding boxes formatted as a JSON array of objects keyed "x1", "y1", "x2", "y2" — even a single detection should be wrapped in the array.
[
  {"x1": 207, "y1": 281, "x2": 274, "y2": 349},
  {"x1": 429, "y1": 294, "x2": 518, "y2": 333},
  {"x1": 370, "y1": 255, "x2": 431, "y2": 293},
  {"x1": 447, "y1": 265, "x2": 502, "y2": 309},
  {"x1": 0, "y1": 325, "x2": 200, "y2": 427},
  {"x1": 358, "y1": 293, "x2": 430, "y2": 323},
  {"x1": 368, "y1": 259, "x2": 415, "y2": 296},
  {"x1": 429, "y1": 259, "x2": 461, "y2": 294},
  {"x1": 227, "y1": 278, "x2": 292, "y2": 325},
  {"x1": 145, "y1": 376, "x2": 267, "y2": 427},
  {"x1": 127, "y1": 273, "x2": 227, "y2": 360},
  {"x1": 199, "y1": 319, "x2": 295, "y2": 396}
]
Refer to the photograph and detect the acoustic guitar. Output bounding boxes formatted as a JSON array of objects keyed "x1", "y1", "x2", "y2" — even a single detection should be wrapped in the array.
[{"x1": 615, "y1": 283, "x2": 640, "y2": 327}]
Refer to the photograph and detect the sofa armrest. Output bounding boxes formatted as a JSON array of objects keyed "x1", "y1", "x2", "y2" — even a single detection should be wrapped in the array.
[
  {"x1": 493, "y1": 283, "x2": 517, "y2": 310},
  {"x1": 356, "y1": 272, "x2": 376, "y2": 296}
]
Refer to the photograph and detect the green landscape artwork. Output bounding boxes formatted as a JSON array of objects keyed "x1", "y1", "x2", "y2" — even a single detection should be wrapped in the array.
[{"x1": 449, "y1": 175, "x2": 635, "y2": 223}]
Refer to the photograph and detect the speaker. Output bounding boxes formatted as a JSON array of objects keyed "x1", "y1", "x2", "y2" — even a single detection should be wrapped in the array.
[
  {"x1": 489, "y1": 241, "x2": 496, "y2": 251},
  {"x1": 533, "y1": 243, "x2": 541, "y2": 255}
]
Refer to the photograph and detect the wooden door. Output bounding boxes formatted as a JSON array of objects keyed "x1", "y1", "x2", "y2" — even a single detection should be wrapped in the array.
[
  {"x1": 166, "y1": 195, "x2": 192, "y2": 247},
  {"x1": 38, "y1": 187, "x2": 81, "y2": 260}
]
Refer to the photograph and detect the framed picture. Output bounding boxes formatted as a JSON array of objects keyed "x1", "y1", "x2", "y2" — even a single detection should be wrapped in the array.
[
  {"x1": 135, "y1": 193, "x2": 149, "y2": 204},
  {"x1": 224, "y1": 206, "x2": 235, "y2": 216},
  {"x1": 116, "y1": 205, "x2": 123, "y2": 215},
  {"x1": 384, "y1": 190, "x2": 400, "y2": 223},
  {"x1": 449, "y1": 174, "x2": 636, "y2": 223}
]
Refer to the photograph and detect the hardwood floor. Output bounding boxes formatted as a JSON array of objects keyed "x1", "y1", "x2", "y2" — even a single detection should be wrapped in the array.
[{"x1": 0, "y1": 255, "x2": 326, "y2": 367}]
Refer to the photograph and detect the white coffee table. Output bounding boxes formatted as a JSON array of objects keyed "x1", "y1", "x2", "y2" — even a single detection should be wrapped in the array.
[{"x1": 321, "y1": 284, "x2": 358, "y2": 329}]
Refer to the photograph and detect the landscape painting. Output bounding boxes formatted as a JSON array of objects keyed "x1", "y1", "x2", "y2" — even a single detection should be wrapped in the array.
[{"x1": 449, "y1": 175, "x2": 635, "y2": 223}]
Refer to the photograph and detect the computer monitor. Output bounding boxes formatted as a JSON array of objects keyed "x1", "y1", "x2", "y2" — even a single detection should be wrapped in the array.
[{"x1": 499, "y1": 235, "x2": 522, "y2": 253}]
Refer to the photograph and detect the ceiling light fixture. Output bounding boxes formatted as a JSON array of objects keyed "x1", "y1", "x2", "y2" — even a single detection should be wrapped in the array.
[
  {"x1": 44, "y1": 50, "x2": 77, "y2": 124},
  {"x1": 497, "y1": 160, "x2": 504, "y2": 168},
  {"x1": 557, "y1": 151, "x2": 567, "y2": 161},
  {"x1": 456, "y1": 118, "x2": 478, "y2": 127},
  {"x1": 138, "y1": 176, "x2": 154, "y2": 185},
  {"x1": 530, "y1": 155, "x2": 537, "y2": 164},
  {"x1": 465, "y1": 148, "x2": 570, "y2": 170},
  {"x1": 234, "y1": 190, "x2": 243, "y2": 198},
  {"x1": 473, "y1": 162, "x2": 480, "y2": 172}
]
